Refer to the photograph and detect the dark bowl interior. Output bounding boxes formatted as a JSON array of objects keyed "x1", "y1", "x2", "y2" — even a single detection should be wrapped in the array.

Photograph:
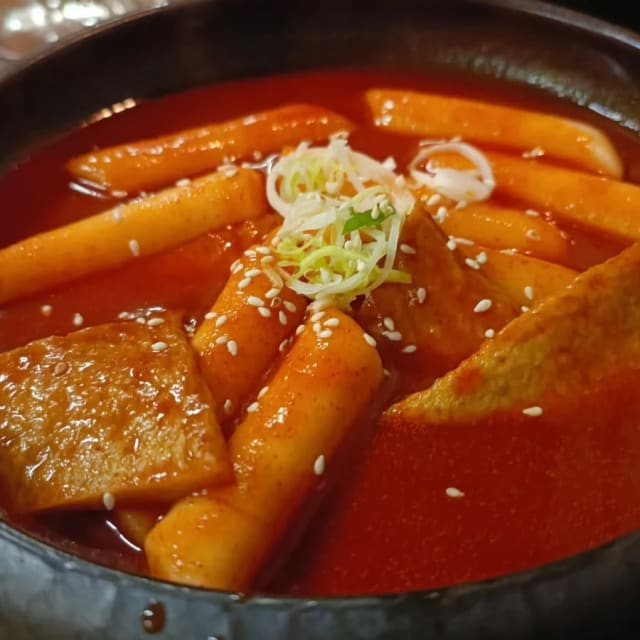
[{"x1": 2, "y1": 0, "x2": 640, "y2": 638}]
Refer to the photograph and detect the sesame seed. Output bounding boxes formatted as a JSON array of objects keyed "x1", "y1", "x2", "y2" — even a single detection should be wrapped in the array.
[
  {"x1": 247, "y1": 401, "x2": 259, "y2": 413},
  {"x1": 318, "y1": 329, "x2": 333, "y2": 339},
  {"x1": 128, "y1": 239, "x2": 140, "y2": 257},
  {"x1": 402, "y1": 344, "x2": 417, "y2": 354},
  {"x1": 427, "y1": 194, "x2": 441, "y2": 206},
  {"x1": 382, "y1": 155, "x2": 397, "y2": 172},
  {"x1": 245, "y1": 268, "x2": 262, "y2": 278},
  {"x1": 476, "y1": 251, "x2": 488, "y2": 265},
  {"x1": 261, "y1": 255, "x2": 275, "y2": 264},
  {"x1": 223, "y1": 399, "x2": 233, "y2": 415},
  {"x1": 295, "y1": 324, "x2": 305, "y2": 336},
  {"x1": 455, "y1": 200, "x2": 468, "y2": 210},
  {"x1": 176, "y1": 177, "x2": 191, "y2": 187},
  {"x1": 284, "y1": 301, "x2": 297, "y2": 313},
  {"x1": 117, "y1": 311, "x2": 129, "y2": 320},
  {"x1": 314, "y1": 454, "x2": 326, "y2": 476},
  {"x1": 445, "y1": 487, "x2": 464, "y2": 499},
  {"x1": 521, "y1": 305, "x2": 530, "y2": 313},
  {"x1": 279, "y1": 338, "x2": 290, "y2": 353},
  {"x1": 523, "y1": 405, "x2": 543, "y2": 417},
  {"x1": 473, "y1": 299, "x2": 493, "y2": 313},
  {"x1": 147, "y1": 317, "x2": 165, "y2": 327},
  {"x1": 135, "y1": 317, "x2": 146, "y2": 325},
  {"x1": 215, "y1": 314, "x2": 228, "y2": 327},
  {"x1": 324, "y1": 317, "x2": 340, "y2": 328},
  {"x1": 526, "y1": 229, "x2": 541, "y2": 241},
  {"x1": 484, "y1": 328, "x2": 495, "y2": 338},
  {"x1": 525, "y1": 208, "x2": 540, "y2": 217},
  {"x1": 258, "y1": 386, "x2": 269, "y2": 400},
  {"x1": 279, "y1": 310, "x2": 287, "y2": 326},
  {"x1": 244, "y1": 249, "x2": 257, "y2": 258},
  {"x1": 382, "y1": 330, "x2": 403, "y2": 342},
  {"x1": 40, "y1": 304, "x2": 53, "y2": 317},
  {"x1": 205, "y1": 311, "x2": 217, "y2": 320},
  {"x1": 417, "y1": 287, "x2": 427, "y2": 304},
  {"x1": 231, "y1": 262, "x2": 243, "y2": 275},
  {"x1": 102, "y1": 492, "x2": 115, "y2": 511},
  {"x1": 400, "y1": 243, "x2": 416, "y2": 255},
  {"x1": 522, "y1": 146, "x2": 544, "y2": 159},
  {"x1": 151, "y1": 341, "x2": 168, "y2": 352},
  {"x1": 227, "y1": 340, "x2": 238, "y2": 356},
  {"x1": 312, "y1": 322, "x2": 322, "y2": 334},
  {"x1": 446, "y1": 238, "x2": 457, "y2": 251},
  {"x1": 363, "y1": 332, "x2": 377, "y2": 347},
  {"x1": 310, "y1": 311, "x2": 325, "y2": 323},
  {"x1": 465, "y1": 258, "x2": 481, "y2": 270},
  {"x1": 258, "y1": 307, "x2": 271, "y2": 318},
  {"x1": 72, "y1": 313, "x2": 84, "y2": 327},
  {"x1": 309, "y1": 298, "x2": 330, "y2": 314},
  {"x1": 53, "y1": 361, "x2": 69, "y2": 376},
  {"x1": 452, "y1": 236, "x2": 474, "y2": 246},
  {"x1": 524, "y1": 285, "x2": 534, "y2": 300},
  {"x1": 256, "y1": 246, "x2": 271, "y2": 255},
  {"x1": 383, "y1": 317, "x2": 395, "y2": 331},
  {"x1": 238, "y1": 277, "x2": 252, "y2": 289},
  {"x1": 247, "y1": 296, "x2": 264, "y2": 307},
  {"x1": 219, "y1": 163, "x2": 238, "y2": 178},
  {"x1": 265, "y1": 288, "x2": 281, "y2": 299},
  {"x1": 435, "y1": 206, "x2": 448, "y2": 223},
  {"x1": 215, "y1": 335, "x2": 228, "y2": 345}
]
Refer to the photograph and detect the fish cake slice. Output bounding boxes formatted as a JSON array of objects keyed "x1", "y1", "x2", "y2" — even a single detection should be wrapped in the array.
[
  {"x1": 0, "y1": 314, "x2": 231, "y2": 514},
  {"x1": 387, "y1": 241, "x2": 640, "y2": 424}
]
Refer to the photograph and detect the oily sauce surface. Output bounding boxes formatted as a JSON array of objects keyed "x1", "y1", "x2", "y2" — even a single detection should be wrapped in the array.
[{"x1": 0, "y1": 70, "x2": 639, "y2": 595}]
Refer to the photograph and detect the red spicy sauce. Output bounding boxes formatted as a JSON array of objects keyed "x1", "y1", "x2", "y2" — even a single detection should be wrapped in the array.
[
  {"x1": 276, "y1": 369, "x2": 640, "y2": 595},
  {"x1": 0, "y1": 70, "x2": 638, "y2": 594}
]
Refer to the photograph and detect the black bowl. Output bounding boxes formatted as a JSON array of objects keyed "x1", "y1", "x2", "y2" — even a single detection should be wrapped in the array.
[{"x1": 2, "y1": 1, "x2": 640, "y2": 638}]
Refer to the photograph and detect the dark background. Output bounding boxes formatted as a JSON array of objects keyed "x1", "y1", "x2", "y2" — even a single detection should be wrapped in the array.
[{"x1": 551, "y1": 1, "x2": 639, "y2": 30}]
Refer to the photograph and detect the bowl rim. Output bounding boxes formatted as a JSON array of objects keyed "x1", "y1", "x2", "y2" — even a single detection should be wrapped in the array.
[
  {"x1": 3, "y1": 515, "x2": 640, "y2": 605},
  {"x1": 1, "y1": 0, "x2": 640, "y2": 613},
  {"x1": 2, "y1": 0, "x2": 640, "y2": 90}
]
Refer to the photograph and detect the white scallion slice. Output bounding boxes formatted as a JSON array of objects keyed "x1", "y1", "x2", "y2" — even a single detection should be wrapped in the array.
[
  {"x1": 409, "y1": 140, "x2": 495, "y2": 203},
  {"x1": 266, "y1": 139, "x2": 415, "y2": 308}
]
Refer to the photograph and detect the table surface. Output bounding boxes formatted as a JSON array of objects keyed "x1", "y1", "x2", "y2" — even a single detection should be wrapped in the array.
[
  {"x1": 0, "y1": 0, "x2": 638, "y2": 76},
  {"x1": 0, "y1": 0, "x2": 166, "y2": 73}
]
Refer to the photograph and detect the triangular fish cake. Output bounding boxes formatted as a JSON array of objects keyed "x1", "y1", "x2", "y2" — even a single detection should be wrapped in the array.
[{"x1": 388, "y1": 241, "x2": 640, "y2": 424}]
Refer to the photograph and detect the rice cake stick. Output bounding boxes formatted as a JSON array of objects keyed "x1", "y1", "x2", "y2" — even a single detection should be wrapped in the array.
[
  {"x1": 431, "y1": 201, "x2": 571, "y2": 264},
  {"x1": 67, "y1": 104, "x2": 353, "y2": 193},
  {"x1": 192, "y1": 237, "x2": 307, "y2": 426},
  {"x1": 457, "y1": 246, "x2": 578, "y2": 307},
  {"x1": 146, "y1": 310, "x2": 383, "y2": 590},
  {"x1": 0, "y1": 168, "x2": 266, "y2": 305},
  {"x1": 489, "y1": 151, "x2": 640, "y2": 244},
  {"x1": 367, "y1": 88, "x2": 622, "y2": 177}
]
